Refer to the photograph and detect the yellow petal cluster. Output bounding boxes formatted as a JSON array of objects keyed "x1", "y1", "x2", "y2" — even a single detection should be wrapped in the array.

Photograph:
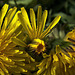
[
  {"x1": 65, "y1": 29, "x2": 75, "y2": 44},
  {"x1": 18, "y1": 6, "x2": 61, "y2": 40},
  {"x1": 37, "y1": 45, "x2": 75, "y2": 75},
  {"x1": 0, "y1": 4, "x2": 35, "y2": 75}
]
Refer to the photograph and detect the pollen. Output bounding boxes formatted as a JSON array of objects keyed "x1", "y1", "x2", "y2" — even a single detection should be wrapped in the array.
[{"x1": 28, "y1": 39, "x2": 46, "y2": 54}]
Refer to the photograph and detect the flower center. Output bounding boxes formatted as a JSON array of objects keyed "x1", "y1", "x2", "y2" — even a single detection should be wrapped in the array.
[
  {"x1": 28, "y1": 39, "x2": 46, "y2": 54},
  {"x1": 37, "y1": 44, "x2": 44, "y2": 52}
]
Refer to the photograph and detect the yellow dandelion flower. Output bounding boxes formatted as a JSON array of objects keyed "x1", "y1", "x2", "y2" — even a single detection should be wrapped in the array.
[
  {"x1": 12, "y1": 6, "x2": 61, "y2": 54},
  {"x1": 37, "y1": 45, "x2": 75, "y2": 75},
  {"x1": 36, "y1": 28, "x2": 75, "y2": 75},
  {"x1": 0, "y1": 4, "x2": 35, "y2": 75}
]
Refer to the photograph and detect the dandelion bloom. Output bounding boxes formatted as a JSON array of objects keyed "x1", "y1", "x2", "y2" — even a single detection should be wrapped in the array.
[
  {"x1": 0, "y1": 4, "x2": 35, "y2": 75},
  {"x1": 37, "y1": 29, "x2": 75, "y2": 75},
  {"x1": 37, "y1": 45, "x2": 75, "y2": 75},
  {"x1": 12, "y1": 6, "x2": 61, "y2": 54}
]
